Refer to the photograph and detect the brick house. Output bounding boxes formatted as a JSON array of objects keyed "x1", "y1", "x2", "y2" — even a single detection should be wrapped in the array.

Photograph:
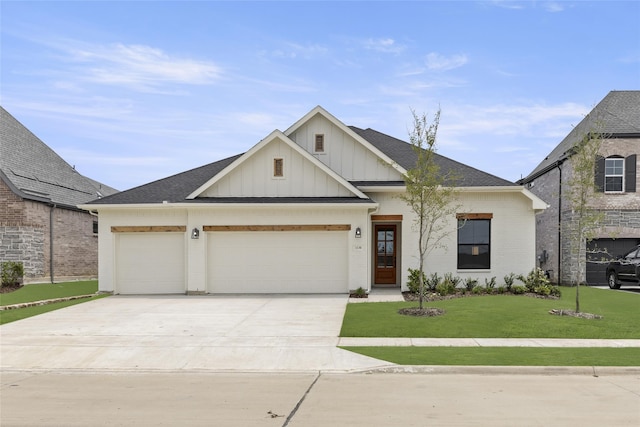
[
  {"x1": 0, "y1": 107, "x2": 118, "y2": 283},
  {"x1": 518, "y1": 91, "x2": 639, "y2": 285}
]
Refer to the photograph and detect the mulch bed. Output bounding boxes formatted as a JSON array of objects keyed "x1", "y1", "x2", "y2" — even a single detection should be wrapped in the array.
[
  {"x1": 549, "y1": 309, "x2": 603, "y2": 319},
  {"x1": 0, "y1": 284, "x2": 22, "y2": 294},
  {"x1": 398, "y1": 307, "x2": 446, "y2": 317},
  {"x1": 400, "y1": 291, "x2": 602, "y2": 319}
]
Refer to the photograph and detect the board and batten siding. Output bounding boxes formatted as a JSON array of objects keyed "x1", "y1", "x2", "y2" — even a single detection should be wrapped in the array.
[
  {"x1": 200, "y1": 138, "x2": 354, "y2": 198},
  {"x1": 288, "y1": 114, "x2": 404, "y2": 182}
]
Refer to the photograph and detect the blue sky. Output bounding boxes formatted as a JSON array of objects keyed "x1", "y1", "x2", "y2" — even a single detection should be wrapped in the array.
[{"x1": 2, "y1": 1, "x2": 639, "y2": 191}]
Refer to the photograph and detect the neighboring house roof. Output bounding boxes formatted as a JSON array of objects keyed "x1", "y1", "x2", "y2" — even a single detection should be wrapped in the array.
[
  {"x1": 0, "y1": 106, "x2": 118, "y2": 208},
  {"x1": 86, "y1": 107, "x2": 518, "y2": 206},
  {"x1": 520, "y1": 90, "x2": 640, "y2": 183}
]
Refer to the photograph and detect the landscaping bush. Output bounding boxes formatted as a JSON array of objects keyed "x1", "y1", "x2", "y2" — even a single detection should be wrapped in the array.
[
  {"x1": 464, "y1": 277, "x2": 478, "y2": 292},
  {"x1": 407, "y1": 268, "x2": 427, "y2": 294},
  {"x1": 518, "y1": 267, "x2": 550, "y2": 293},
  {"x1": 484, "y1": 276, "x2": 496, "y2": 290},
  {"x1": 443, "y1": 273, "x2": 461, "y2": 289},
  {"x1": 435, "y1": 280, "x2": 456, "y2": 296},
  {"x1": 426, "y1": 272, "x2": 441, "y2": 292},
  {"x1": 471, "y1": 285, "x2": 485, "y2": 295},
  {"x1": 503, "y1": 273, "x2": 516, "y2": 292},
  {"x1": 496, "y1": 286, "x2": 506, "y2": 294},
  {"x1": 511, "y1": 285, "x2": 526, "y2": 295},
  {"x1": 1, "y1": 261, "x2": 24, "y2": 287}
]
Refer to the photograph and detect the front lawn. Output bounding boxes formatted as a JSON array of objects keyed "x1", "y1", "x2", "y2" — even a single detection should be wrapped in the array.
[
  {"x1": 340, "y1": 287, "x2": 640, "y2": 339},
  {"x1": 0, "y1": 280, "x2": 106, "y2": 325},
  {"x1": 341, "y1": 346, "x2": 640, "y2": 366}
]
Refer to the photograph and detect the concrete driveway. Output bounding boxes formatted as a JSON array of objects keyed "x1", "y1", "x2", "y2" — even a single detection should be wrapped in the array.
[{"x1": 0, "y1": 295, "x2": 390, "y2": 372}]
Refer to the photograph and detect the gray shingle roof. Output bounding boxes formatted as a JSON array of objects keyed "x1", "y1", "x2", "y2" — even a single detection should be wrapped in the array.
[
  {"x1": 349, "y1": 126, "x2": 515, "y2": 187},
  {"x1": 87, "y1": 117, "x2": 517, "y2": 206},
  {"x1": 87, "y1": 155, "x2": 242, "y2": 205},
  {"x1": 521, "y1": 90, "x2": 640, "y2": 183},
  {"x1": 0, "y1": 106, "x2": 118, "y2": 208}
]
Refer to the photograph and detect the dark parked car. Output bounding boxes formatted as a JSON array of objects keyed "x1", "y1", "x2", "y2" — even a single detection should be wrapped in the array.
[{"x1": 606, "y1": 245, "x2": 640, "y2": 289}]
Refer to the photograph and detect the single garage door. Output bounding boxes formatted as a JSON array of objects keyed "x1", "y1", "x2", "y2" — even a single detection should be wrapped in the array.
[
  {"x1": 116, "y1": 233, "x2": 186, "y2": 294},
  {"x1": 586, "y1": 238, "x2": 640, "y2": 285},
  {"x1": 207, "y1": 230, "x2": 348, "y2": 293}
]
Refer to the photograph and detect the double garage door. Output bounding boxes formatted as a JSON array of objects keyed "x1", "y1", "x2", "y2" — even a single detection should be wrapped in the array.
[
  {"x1": 114, "y1": 229, "x2": 348, "y2": 294},
  {"x1": 586, "y1": 238, "x2": 640, "y2": 285},
  {"x1": 207, "y1": 230, "x2": 349, "y2": 293}
]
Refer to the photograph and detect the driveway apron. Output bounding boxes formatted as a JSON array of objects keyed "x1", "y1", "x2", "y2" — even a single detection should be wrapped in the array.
[{"x1": 0, "y1": 295, "x2": 389, "y2": 373}]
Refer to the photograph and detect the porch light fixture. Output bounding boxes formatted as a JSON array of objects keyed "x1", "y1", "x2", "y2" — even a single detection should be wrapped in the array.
[
  {"x1": 355, "y1": 227, "x2": 362, "y2": 238},
  {"x1": 191, "y1": 227, "x2": 200, "y2": 239}
]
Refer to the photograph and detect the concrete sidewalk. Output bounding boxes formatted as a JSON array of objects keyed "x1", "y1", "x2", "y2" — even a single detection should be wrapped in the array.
[{"x1": 339, "y1": 337, "x2": 640, "y2": 347}]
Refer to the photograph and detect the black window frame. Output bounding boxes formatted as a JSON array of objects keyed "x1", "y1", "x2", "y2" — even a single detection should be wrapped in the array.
[{"x1": 457, "y1": 218, "x2": 491, "y2": 270}]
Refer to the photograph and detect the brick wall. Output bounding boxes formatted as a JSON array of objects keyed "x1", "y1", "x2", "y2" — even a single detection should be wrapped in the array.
[
  {"x1": 1, "y1": 180, "x2": 98, "y2": 281},
  {"x1": 526, "y1": 138, "x2": 639, "y2": 285}
]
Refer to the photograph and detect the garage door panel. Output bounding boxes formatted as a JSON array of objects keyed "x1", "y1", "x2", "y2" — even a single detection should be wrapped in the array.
[
  {"x1": 208, "y1": 231, "x2": 348, "y2": 293},
  {"x1": 116, "y1": 233, "x2": 185, "y2": 294},
  {"x1": 586, "y1": 238, "x2": 640, "y2": 286}
]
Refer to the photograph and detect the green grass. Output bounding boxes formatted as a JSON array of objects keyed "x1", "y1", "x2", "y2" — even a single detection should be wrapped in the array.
[
  {"x1": 341, "y1": 346, "x2": 640, "y2": 366},
  {"x1": 0, "y1": 280, "x2": 106, "y2": 325},
  {"x1": 341, "y1": 287, "x2": 640, "y2": 339},
  {"x1": 0, "y1": 280, "x2": 98, "y2": 306}
]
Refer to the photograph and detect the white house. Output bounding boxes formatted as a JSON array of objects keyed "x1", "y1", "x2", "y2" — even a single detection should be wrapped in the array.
[{"x1": 80, "y1": 106, "x2": 547, "y2": 295}]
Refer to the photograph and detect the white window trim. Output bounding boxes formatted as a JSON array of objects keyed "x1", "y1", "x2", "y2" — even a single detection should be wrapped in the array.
[
  {"x1": 313, "y1": 133, "x2": 325, "y2": 154},
  {"x1": 272, "y1": 157, "x2": 286, "y2": 180},
  {"x1": 604, "y1": 157, "x2": 624, "y2": 193}
]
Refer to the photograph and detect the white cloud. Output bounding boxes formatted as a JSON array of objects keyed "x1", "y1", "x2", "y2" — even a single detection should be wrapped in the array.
[
  {"x1": 425, "y1": 52, "x2": 469, "y2": 71},
  {"x1": 61, "y1": 41, "x2": 221, "y2": 91},
  {"x1": 270, "y1": 42, "x2": 329, "y2": 60},
  {"x1": 363, "y1": 38, "x2": 406, "y2": 54},
  {"x1": 543, "y1": 2, "x2": 566, "y2": 13}
]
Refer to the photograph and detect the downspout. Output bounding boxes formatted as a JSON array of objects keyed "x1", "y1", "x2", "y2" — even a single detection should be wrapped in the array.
[
  {"x1": 557, "y1": 164, "x2": 562, "y2": 285},
  {"x1": 50, "y1": 203, "x2": 56, "y2": 283}
]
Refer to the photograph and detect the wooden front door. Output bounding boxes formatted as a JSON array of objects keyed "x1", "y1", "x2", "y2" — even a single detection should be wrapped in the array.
[{"x1": 375, "y1": 224, "x2": 397, "y2": 284}]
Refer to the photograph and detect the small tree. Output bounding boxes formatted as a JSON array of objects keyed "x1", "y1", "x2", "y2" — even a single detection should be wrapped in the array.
[
  {"x1": 398, "y1": 109, "x2": 460, "y2": 309},
  {"x1": 565, "y1": 128, "x2": 605, "y2": 313}
]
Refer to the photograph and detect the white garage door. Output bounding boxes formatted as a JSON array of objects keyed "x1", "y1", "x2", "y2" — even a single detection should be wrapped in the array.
[
  {"x1": 207, "y1": 231, "x2": 348, "y2": 293},
  {"x1": 116, "y1": 233, "x2": 185, "y2": 294}
]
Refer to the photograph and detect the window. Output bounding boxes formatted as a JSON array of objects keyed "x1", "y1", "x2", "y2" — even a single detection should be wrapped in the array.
[
  {"x1": 314, "y1": 134, "x2": 325, "y2": 152},
  {"x1": 457, "y1": 219, "x2": 491, "y2": 269},
  {"x1": 604, "y1": 157, "x2": 624, "y2": 192},
  {"x1": 596, "y1": 154, "x2": 636, "y2": 193},
  {"x1": 92, "y1": 221, "x2": 98, "y2": 234},
  {"x1": 273, "y1": 158, "x2": 284, "y2": 177}
]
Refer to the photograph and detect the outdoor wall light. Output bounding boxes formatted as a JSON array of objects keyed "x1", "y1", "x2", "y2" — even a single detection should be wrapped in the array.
[
  {"x1": 355, "y1": 227, "x2": 362, "y2": 238},
  {"x1": 191, "y1": 227, "x2": 200, "y2": 239}
]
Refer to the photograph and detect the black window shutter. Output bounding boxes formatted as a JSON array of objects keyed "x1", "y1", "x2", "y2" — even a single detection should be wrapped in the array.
[
  {"x1": 625, "y1": 154, "x2": 636, "y2": 193},
  {"x1": 594, "y1": 155, "x2": 605, "y2": 192}
]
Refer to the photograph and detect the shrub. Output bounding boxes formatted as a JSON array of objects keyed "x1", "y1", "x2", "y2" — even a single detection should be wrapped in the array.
[
  {"x1": 464, "y1": 277, "x2": 478, "y2": 292},
  {"x1": 550, "y1": 286, "x2": 562, "y2": 297},
  {"x1": 517, "y1": 268, "x2": 550, "y2": 293},
  {"x1": 496, "y1": 286, "x2": 506, "y2": 294},
  {"x1": 351, "y1": 287, "x2": 367, "y2": 298},
  {"x1": 435, "y1": 279, "x2": 457, "y2": 296},
  {"x1": 443, "y1": 273, "x2": 461, "y2": 289},
  {"x1": 426, "y1": 272, "x2": 441, "y2": 292},
  {"x1": 503, "y1": 273, "x2": 516, "y2": 292},
  {"x1": 534, "y1": 284, "x2": 551, "y2": 296},
  {"x1": 471, "y1": 285, "x2": 485, "y2": 295},
  {"x1": 407, "y1": 268, "x2": 427, "y2": 294},
  {"x1": 511, "y1": 285, "x2": 526, "y2": 295},
  {"x1": 484, "y1": 276, "x2": 496, "y2": 289},
  {"x1": 1, "y1": 261, "x2": 24, "y2": 287}
]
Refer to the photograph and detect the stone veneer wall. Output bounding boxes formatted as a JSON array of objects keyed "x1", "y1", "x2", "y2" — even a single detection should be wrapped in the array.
[
  {"x1": 0, "y1": 226, "x2": 45, "y2": 277},
  {"x1": 526, "y1": 138, "x2": 639, "y2": 285},
  {"x1": 1, "y1": 179, "x2": 98, "y2": 282}
]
